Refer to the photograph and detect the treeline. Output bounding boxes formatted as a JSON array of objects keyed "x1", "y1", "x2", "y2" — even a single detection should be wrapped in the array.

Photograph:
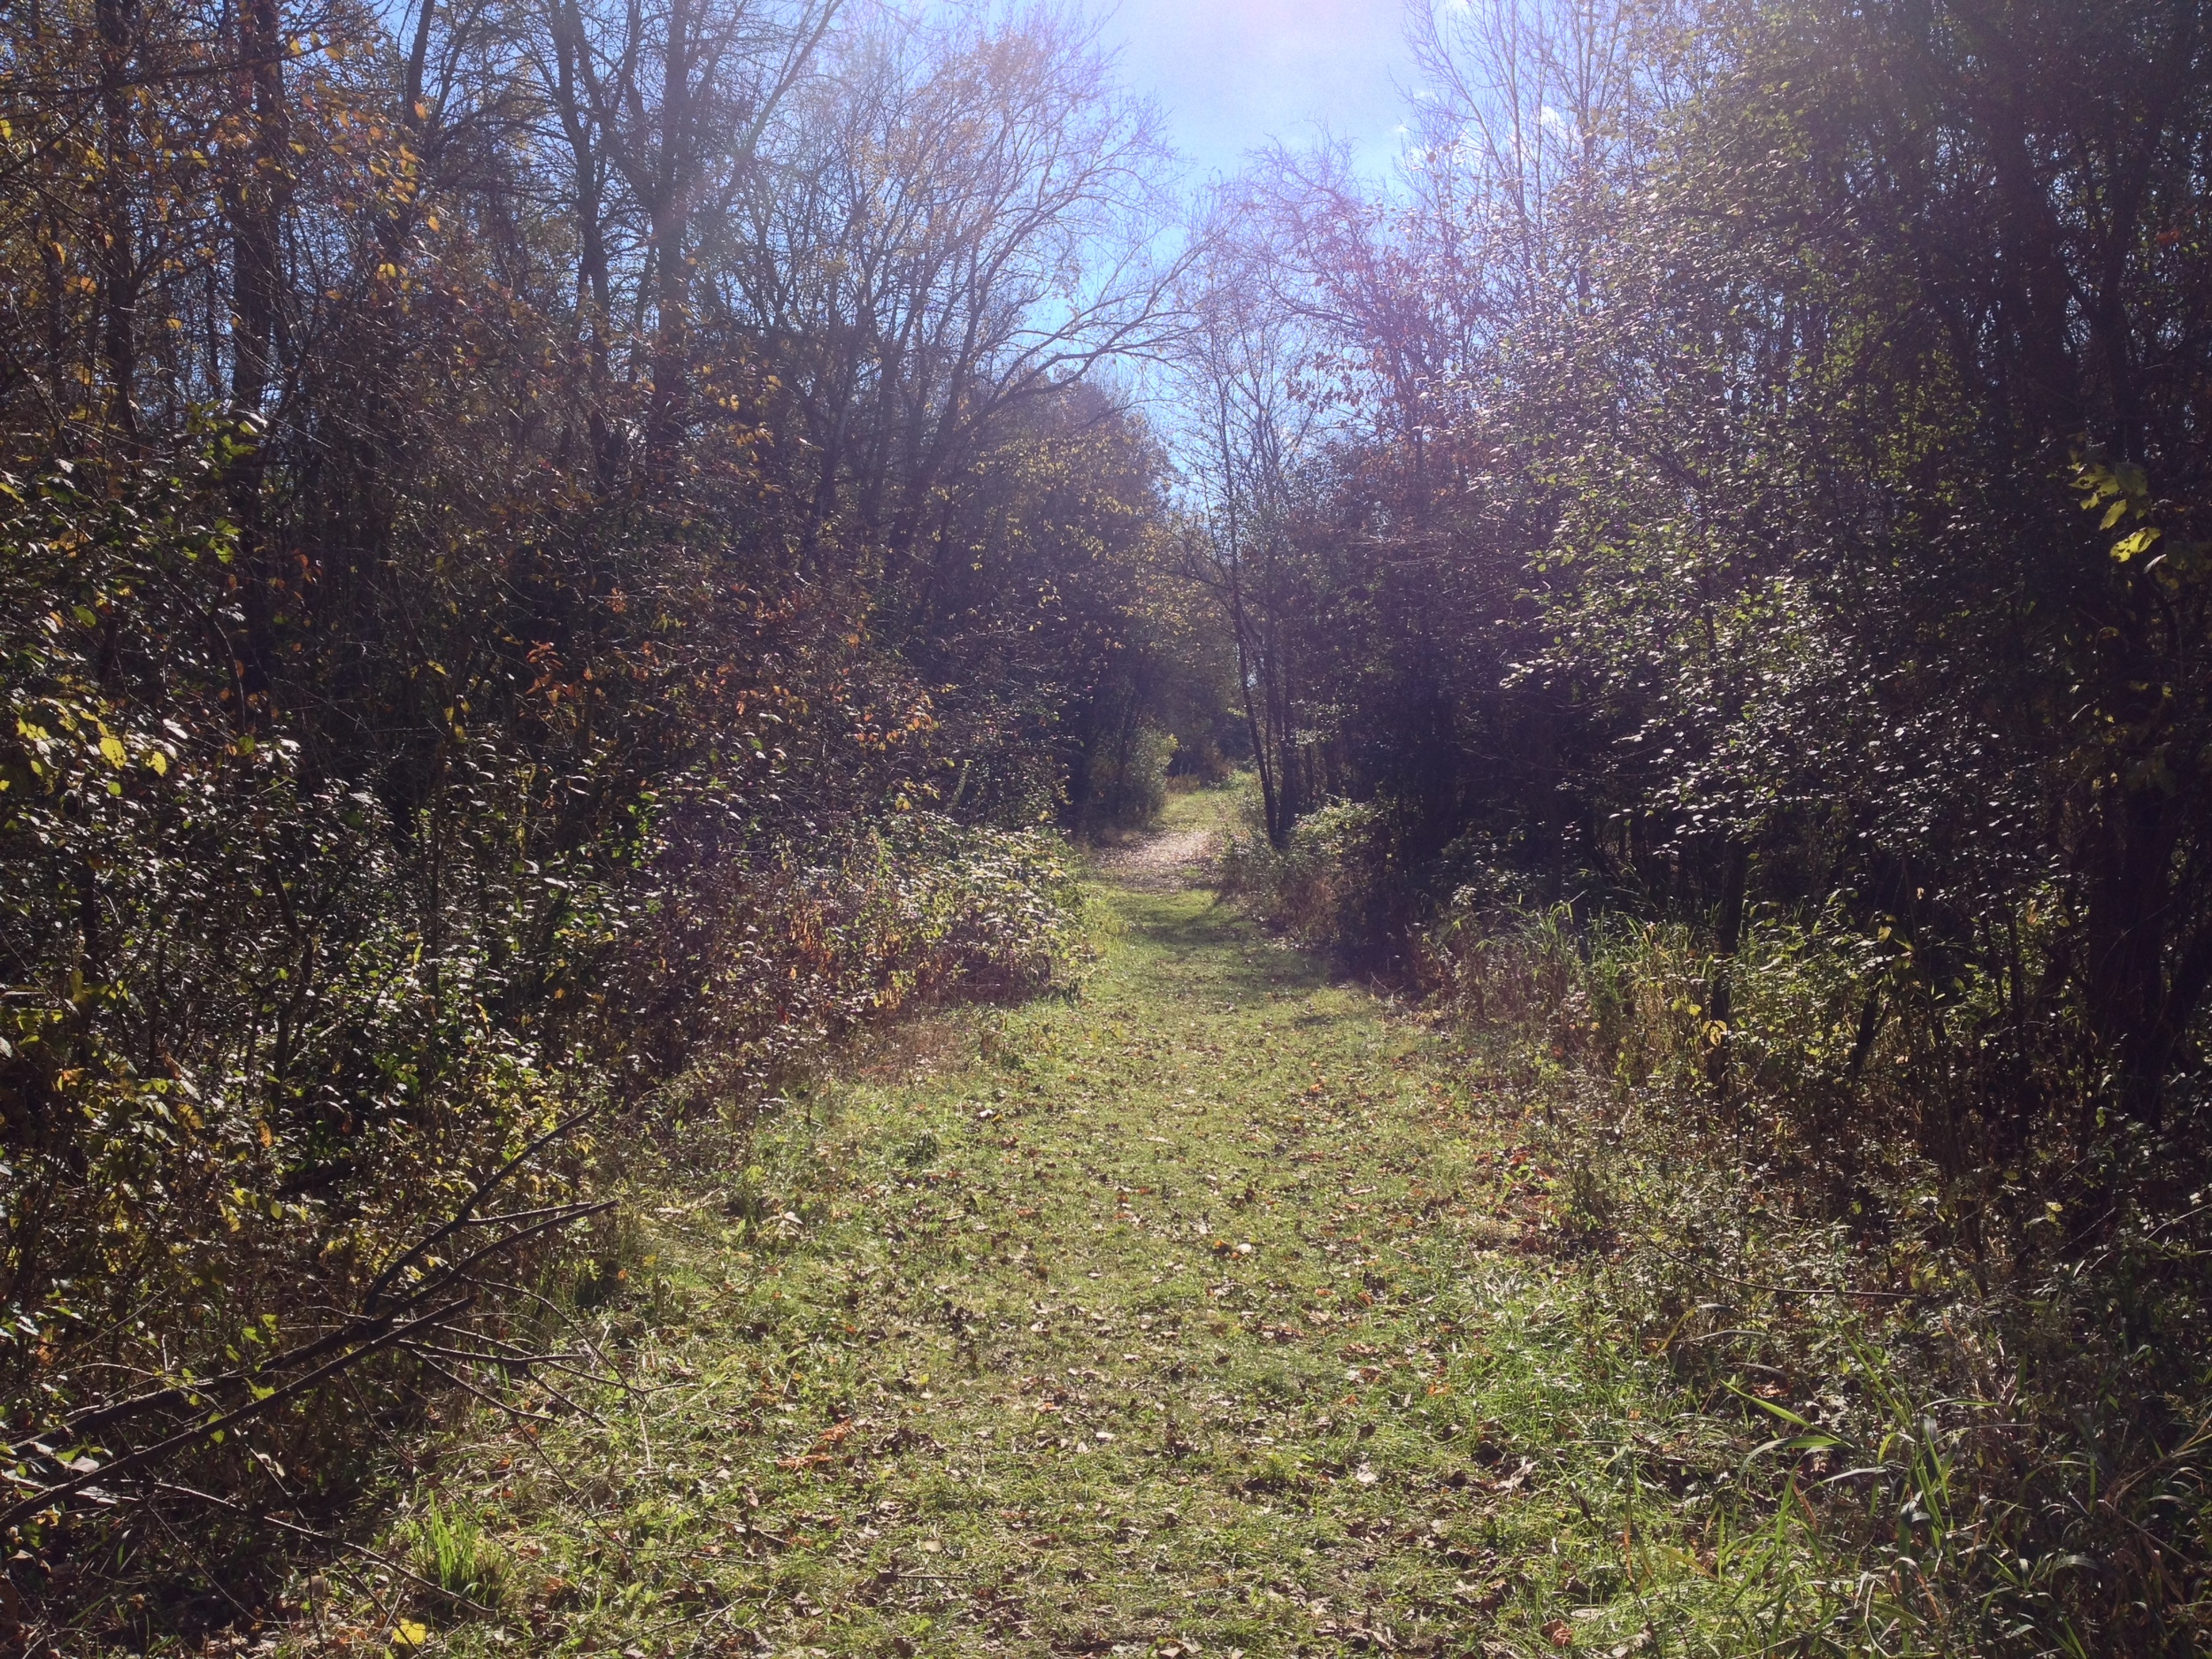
[
  {"x1": 0, "y1": 0, "x2": 1227, "y2": 1633},
  {"x1": 1198, "y1": 0, "x2": 2212, "y2": 1217},
  {"x1": 1191, "y1": 0, "x2": 2212, "y2": 1647}
]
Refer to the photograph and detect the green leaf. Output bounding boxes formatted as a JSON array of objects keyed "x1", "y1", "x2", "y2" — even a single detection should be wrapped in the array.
[{"x1": 1724, "y1": 1379, "x2": 1812, "y2": 1426}]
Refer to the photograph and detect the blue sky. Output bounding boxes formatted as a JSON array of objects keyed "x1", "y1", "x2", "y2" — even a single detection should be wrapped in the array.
[{"x1": 1090, "y1": 0, "x2": 1414, "y2": 180}]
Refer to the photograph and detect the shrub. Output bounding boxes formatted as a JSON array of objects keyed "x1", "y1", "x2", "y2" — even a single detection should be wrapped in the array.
[
  {"x1": 1217, "y1": 796, "x2": 1439, "y2": 976},
  {"x1": 1095, "y1": 724, "x2": 1179, "y2": 828},
  {"x1": 1431, "y1": 895, "x2": 2212, "y2": 1654},
  {"x1": 0, "y1": 449, "x2": 1089, "y2": 1640},
  {"x1": 638, "y1": 812, "x2": 1088, "y2": 1123}
]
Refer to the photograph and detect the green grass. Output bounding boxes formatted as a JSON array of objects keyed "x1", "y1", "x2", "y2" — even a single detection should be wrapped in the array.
[{"x1": 300, "y1": 789, "x2": 1844, "y2": 1657}]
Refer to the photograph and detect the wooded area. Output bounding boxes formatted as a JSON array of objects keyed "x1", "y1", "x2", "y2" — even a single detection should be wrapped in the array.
[{"x1": 4, "y1": 0, "x2": 2211, "y2": 1650}]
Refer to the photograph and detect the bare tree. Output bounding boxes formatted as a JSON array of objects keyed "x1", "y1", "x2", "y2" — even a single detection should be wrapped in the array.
[
  {"x1": 1170, "y1": 210, "x2": 1326, "y2": 847},
  {"x1": 707, "y1": 4, "x2": 1191, "y2": 584}
]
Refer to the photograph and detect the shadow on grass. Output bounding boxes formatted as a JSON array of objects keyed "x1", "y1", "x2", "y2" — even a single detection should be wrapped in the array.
[{"x1": 1103, "y1": 887, "x2": 1333, "y2": 999}]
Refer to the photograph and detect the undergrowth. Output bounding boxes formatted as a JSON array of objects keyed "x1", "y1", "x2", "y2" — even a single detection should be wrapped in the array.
[
  {"x1": 4, "y1": 813, "x2": 1087, "y2": 1652},
  {"x1": 260, "y1": 794, "x2": 1878, "y2": 1657},
  {"x1": 1223, "y1": 804, "x2": 2212, "y2": 1655}
]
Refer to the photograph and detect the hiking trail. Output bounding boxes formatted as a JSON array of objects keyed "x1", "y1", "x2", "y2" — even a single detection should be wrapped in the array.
[{"x1": 380, "y1": 789, "x2": 1754, "y2": 1658}]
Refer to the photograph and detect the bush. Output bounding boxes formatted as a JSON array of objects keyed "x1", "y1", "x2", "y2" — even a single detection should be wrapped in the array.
[
  {"x1": 641, "y1": 812, "x2": 1088, "y2": 1122},
  {"x1": 0, "y1": 448, "x2": 1089, "y2": 1640},
  {"x1": 1216, "y1": 795, "x2": 1439, "y2": 975},
  {"x1": 1430, "y1": 895, "x2": 2212, "y2": 1654},
  {"x1": 1226, "y1": 795, "x2": 2212, "y2": 1649},
  {"x1": 0, "y1": 453, "x2": 595, "y2": 1586},
  {"x1": 1078, "y1": 723, "x2": 1180, "y2": 831}
]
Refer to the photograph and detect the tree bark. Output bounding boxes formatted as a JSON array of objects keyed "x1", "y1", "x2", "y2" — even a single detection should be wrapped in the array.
[{"x1": 95, "y1": 0, "x2": 138, "y2": 439}]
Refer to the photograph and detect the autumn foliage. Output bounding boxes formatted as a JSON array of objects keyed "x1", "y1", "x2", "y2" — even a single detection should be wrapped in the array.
[{"x1": 0, "y1": 0, "x2": 1199, "y2": 1627}]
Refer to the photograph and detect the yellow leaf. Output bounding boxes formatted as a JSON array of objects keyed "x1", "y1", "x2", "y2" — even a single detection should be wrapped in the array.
[
  {"x1": 2112, "y1": 526, "x2": 2162, "y2": 563},
  {"x1": 391, "y1": 1619, "x2": 430, "y2": 1647},
  {"x1": 99, "y1": 734, "x2": 127, "y2": 767}
]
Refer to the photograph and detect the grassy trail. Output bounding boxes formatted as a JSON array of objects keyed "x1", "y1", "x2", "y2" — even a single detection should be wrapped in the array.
[{"x1": 368, "y1": 792, "x2": 1786, "y2": 1658}]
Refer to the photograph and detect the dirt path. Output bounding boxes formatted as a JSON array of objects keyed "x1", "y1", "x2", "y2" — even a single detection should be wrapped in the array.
[
  {"x1": 1084, "y1": 824, "x2": 1218, "y2": 892},
  {"x1": 356, "y1": 795, "x2": 1754, "y2": 1658}
]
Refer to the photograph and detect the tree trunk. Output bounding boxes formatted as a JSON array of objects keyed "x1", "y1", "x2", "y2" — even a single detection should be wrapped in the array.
[
  {"x1": 95, "y1": 0, "x2": 138, "y2": 439},
  {"x1": 1705, "y1": 841, "x2": 1751, "y2": 1092},
  {"x1": 227, "y1": 0, "x2": 287, "y2": 717},
  {"x1": 644, "y1": 0, "x2": 691, "y2": 471},
  {"x1": 2082, "y1": 787, "x2": 2183, "y2": 1133}
]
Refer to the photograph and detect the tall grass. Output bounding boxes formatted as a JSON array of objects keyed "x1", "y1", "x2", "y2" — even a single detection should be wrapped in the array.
[
  {"x1": 409, "y1": 1494, "x2": 510, "y2": 1607},
  {"x1": 1448, "y1": 904, "x2": 2212, "y2": 1654},
  {"x1": 1224, "y1": 819, "x2": 2212, "y2": 1654}
]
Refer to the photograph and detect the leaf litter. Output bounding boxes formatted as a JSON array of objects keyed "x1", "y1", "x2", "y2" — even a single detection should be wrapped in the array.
[{"x1": 305, "y1": 794, "x2": 1799, "y2": 1656}]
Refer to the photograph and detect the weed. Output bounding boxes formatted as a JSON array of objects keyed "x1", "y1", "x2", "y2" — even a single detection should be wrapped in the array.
[{"x1": 410, "y1": 1496, "x2": 508, "y2": 1607}]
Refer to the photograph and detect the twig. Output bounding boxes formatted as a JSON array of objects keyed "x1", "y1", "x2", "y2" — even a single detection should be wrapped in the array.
[
  {"x1": 0, "y1": 1296, "x2": 472, "y2": 1531},
  {"x1": 399, "y1": 1337, "x2": 575, "y2": 1378},
  {"x1": 148, "y1": 1479, "x2": 505, "y2": 1621},
  {"x1": 19, "y1": 1198, "x2": 608, "y2": 1456},
  {"x1": 365, "y1": 1107, "x2": 603, "y2": 1314},
  {"x1": 476, "y1": 1272, "x2": 634, "y2": 1389},
  {"x1": 407, "y1": 1352, "x2": 570, "y2": 1428},
  {"x1": 1642, "y1": 1238, "x2": 1931, "y2": 1302}
]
